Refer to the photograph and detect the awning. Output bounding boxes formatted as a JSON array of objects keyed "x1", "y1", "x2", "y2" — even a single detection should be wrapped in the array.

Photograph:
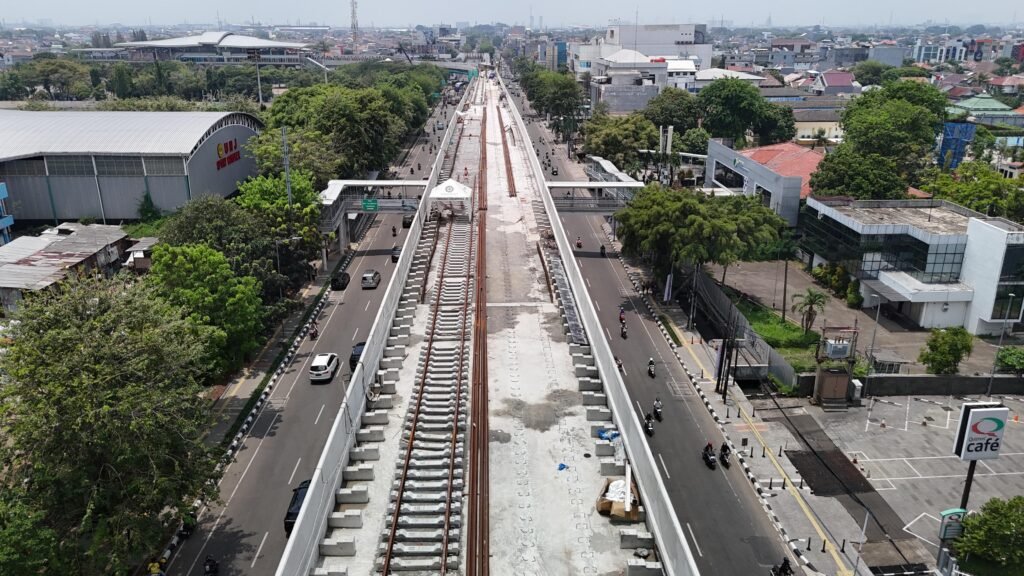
[{"x1": 862, "y1": 279, "x2": 909, "y2": 303}]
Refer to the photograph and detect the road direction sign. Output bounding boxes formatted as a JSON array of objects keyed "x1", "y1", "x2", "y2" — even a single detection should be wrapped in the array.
[{"x1": 361, "y1": 198, "x2": 379, "y2": 212}]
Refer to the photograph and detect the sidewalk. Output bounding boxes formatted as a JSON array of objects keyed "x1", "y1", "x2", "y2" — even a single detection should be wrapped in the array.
[{"x1": 602, "y1": 227, "x2": 870, "y2": 576}]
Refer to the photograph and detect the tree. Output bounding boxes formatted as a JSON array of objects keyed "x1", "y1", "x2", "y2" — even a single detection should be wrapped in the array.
[
  {"x1": 248, "y1": 127, "x2": 340, "y2": 189},
  {"x1": 160, "y1": 196, "x2": 293, "y2": 306},
  {"x1": 791, "y1": 288, "x2": 828, "y2": 334},
  {"x1": 697, "y1": 77, "x2": 766, "y2": 142},
  {"x1": 642, "y1": 87, "x2": 699, "y2": 133},
  {"x1": 0, "y1": 276, "x2": 220, "y2": 575},
  {"x1": 150, "y1": 244, "x2": 265, "y2": 373},
  {"x1": 851, "y1": 60, "x2": 892, "y2": 86},
  {"x1": 676, "y1": 127, "x2": 711, "y2": 155},
  {"x1": 918, "y1": 327, "x2": 974, "y2": 375},
  {"x1": 880, "y1": 66, "x2": 930, "y2": 84},
  {"x1": 583, "y1": 113, "x2": 659, "y2": 173},
  {"x1": 108, "y1": 62, "x2": 134, "y2": 98},
  {"x1": 919, "y1": 161, "x2": 1024, "y2": 221},
  {"x1": 0, "y1": 494, "x2": 64, "y2": 574},
  {"x1": 843, "y1": 98, "x2": 940, "y2": 181},
  {"x1": 754, "y1": 102, "x2": 796, "y2": 145},
  {"x1": 996, "y1": 346, "x2": 1024, "y2": 379},
  {"x1": 614, "y1": 185, "x2": 784, "y2": 279},
  {"x1": 809, "y1": 145, "x2": 909, "y2": 199},
  {"x1": 956, "y1": 496, "x2": 1024, "y2": 567}
]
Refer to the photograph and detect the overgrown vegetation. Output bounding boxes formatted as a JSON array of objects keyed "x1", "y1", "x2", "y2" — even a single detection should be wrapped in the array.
[{"x1": 658, "y1": 314, "x2": 682, "y2": 346}]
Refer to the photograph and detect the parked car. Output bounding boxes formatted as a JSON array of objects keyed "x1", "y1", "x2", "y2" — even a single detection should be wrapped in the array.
[
  {"x1": 361, "y1": 270, "x2": 381, "y2": 289},
  {"x1": 309, "y1": 353, "x2": 339, "y2": 382},
  {"x1": 552, "y1": 167, "x2": 559, "y2": 176},
  {"x1": 283, "y1": 479, "x2": 311, "y2": 536},
  {"x1": 402, "y1": 213, "x2": 414, "y2": 228},
  {"x1": 330, "y1": 271, "x2": 350, "y2": 290},
  {"x1": 391, "y1": 246, "x2": 401, "y2": 263},
  {"x1": 350, "y1": 341, "x2": 366, "y2": 371}
]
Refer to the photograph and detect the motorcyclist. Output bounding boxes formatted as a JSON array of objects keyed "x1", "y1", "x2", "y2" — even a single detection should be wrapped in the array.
[
  {"x1": 576, "y1": 236, "x2": 583, "y2": 247},
  {"x1": 648, "y1": 358, "x2": 655, "y2": 369},
  {"x1": 417, "y1": 162, "x2": 422, "y2": 171},
  {"x1": 615, "y1": 357, "x2": 623, "y2": 371},
  {"x1": 600, "y1": 245, "x2": 606, "y2": 256},
  {"x1": 778, "y1": 558, "x2": 793, "y2": 576},
  {"x1": 619, "y1": 309, "x2": 625, "y2": 324},
  {"x1": 654, "y1": 397, "x2": 663, "y2": 412},
  {"x1": 721, "y1": 441, "x2": 730, "y2": 455},
  {"x1": 704, "y1": 441, "x2": 714, "y2": 454},
  {"x1": 392, "y1": 225, "x2": 397, "y2": 237},
  {"x1": 203, "y1": 555, "x2": 219, "y2": 574}
]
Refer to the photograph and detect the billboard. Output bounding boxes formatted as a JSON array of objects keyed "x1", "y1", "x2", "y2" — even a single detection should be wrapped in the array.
[{"x1": 953, "y1": 402, "x2": 1010, "y2": 461}]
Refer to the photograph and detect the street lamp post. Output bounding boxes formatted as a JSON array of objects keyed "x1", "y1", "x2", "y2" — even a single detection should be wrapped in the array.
[{"x1": 987, "y1": 292, "x2": 1016, "y2": 396}]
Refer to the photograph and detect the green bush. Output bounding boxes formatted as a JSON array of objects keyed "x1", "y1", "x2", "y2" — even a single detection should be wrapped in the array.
[{"x1": 846, "y1": 278, "x2": 864, "y2": 308}]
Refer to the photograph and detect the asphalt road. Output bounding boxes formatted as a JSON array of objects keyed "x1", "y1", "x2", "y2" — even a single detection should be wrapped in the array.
[
  {"x1": 561, "y1": 212, "x2": 792, "y2": 574},
  {"x1": 504, "y1": 78, "x2": 791, "y2": 572},
  {"x1": 168, "y1": 102, "x2": 450, "y2": 576}
]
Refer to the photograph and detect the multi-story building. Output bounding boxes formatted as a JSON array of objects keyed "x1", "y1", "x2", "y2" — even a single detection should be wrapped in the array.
[
  {"x1": 867, "y1": 45, "x2": 909, "y2": 68},
  {"x1": 912, "y1": 38, "x2": 971, "y2": 64},
  {"x1": 568, "y1": 40, "x2": 619, "y2": 80},
  {"x1": 603, "y1": 23, "x2": 712, "y2": 70},
  {"x1": 801, "y1": 197, "x2": 1024, "y2": 335},
  {"x1": 824, "y1": 46, "x2": 868, "y2": 69},
  {"x1": 544, "y1": 40, "x2": 568, "y2": 71},
  {"x1": 589, "y1": 49, "x2": 665, "y2": 113}
]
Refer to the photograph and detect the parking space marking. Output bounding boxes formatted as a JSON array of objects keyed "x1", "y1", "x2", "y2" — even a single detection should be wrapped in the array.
[
  {"x1": 903, "y1": 513, "x2": 940, "y2": 549},
  {"x1": 871, "y1": 478, "x2": 897, "y2": 490},
  {"x1": 903, "y1": 459, "x2": 923, "y2": 478}
]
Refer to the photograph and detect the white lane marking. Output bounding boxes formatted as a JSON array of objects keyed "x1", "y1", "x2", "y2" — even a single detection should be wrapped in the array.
[
  {"x1": 288, "y1": 458, "x2": 302, "y2": 485},
  {"x1": 594, "y1": 299, "x2": 600, "y2": 312},
  {"x1": 251, "y1": 532, "x2": 269, "y2": 568},
  {"x1": 658, "y1": 453, "x2": 671, "y2": 479},
  {"x1": 365, "y1": 299, "x2": 372, "y2": 311},
  {"x1": 604, "y1": 326, "x2": 611, "y2": 341},
  {"x1": 314, "y1": 404, "x2": 326, "y2": 425},
  {"x1": 586, "y1": 277, "x2": 591, "y2": 288},
  {"x1": 352, "y1": 327, "x2": 360, "y2": 342},
  {"x1": 686, "y1": 523, "x2": 703, "y2": 557},
  {"x1": 182, "y1": 411, "x2": 281, "y2": 574},
  {"x1": 636, "y1": 400, "x2": 645, "y2": 417}
]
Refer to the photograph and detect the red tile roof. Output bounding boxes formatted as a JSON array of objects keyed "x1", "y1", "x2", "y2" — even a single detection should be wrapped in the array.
[
  {"x1": 1014, "y1": 105, "x2": 1024, "y2": 115},
  {"x1": 906, "y1": 186, "x2": 933, "y2": 199},
  {"x1": 989, "y1": 75, "x2": 1024, "y2": 87},
  {"x1": 739, "y1": 142, "x2": 824, "y2": 198},
  {"x1": 822, "y1": 71, "x2": 856, "y2": 86}
]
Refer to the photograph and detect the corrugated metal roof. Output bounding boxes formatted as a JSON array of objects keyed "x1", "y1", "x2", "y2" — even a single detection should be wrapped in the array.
[
  {"x1": 0, "y1": 110, "x2": 248, "y2": 161},
  {"x1": 0, "y1": 224, "x2": 126, "y2": 290}
]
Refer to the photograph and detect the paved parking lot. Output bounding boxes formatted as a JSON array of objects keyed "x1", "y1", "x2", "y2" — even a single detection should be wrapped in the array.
[{"x1": 817, "y1": 395, "x2": 1024, "y2": 553}]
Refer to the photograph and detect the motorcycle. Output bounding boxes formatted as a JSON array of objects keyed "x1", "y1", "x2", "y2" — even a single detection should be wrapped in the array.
[
  {"x1": 615, "y1": 358, "x2": 624, "y2": 373},
  {"x1": 702, "y1": 447, "x2": 717, "y2": 469},
  {"x1": 770, "y1": 559, "x2": 794, "y2": 576},
  {"x1": 203, "y1": 556, "x2": 219, "y2": 576},
  {"x1": 720, "y1": 446, "x2": 731, "y2": 468},
  {"x1": 644, "y1": 416, "x2": 655, "y2": 436},
  {"x1": 653, "y1": 401, "x2": 663, "y2": 422},
  {"x1": 621, "y1": 324, "x2": 628, "y2": 339},
  {"x1": 647, "y1": 364, "x2": 656, "y2": 378},
  {"x1": 392, "y1": 226, "x2": 397, "y2": 237},
  {"x1": 575, "y1": 239, "x2": 583, "y2": 249},
  {"x1": 600, "y1": 245, "x2": 606, "y2": 257}
]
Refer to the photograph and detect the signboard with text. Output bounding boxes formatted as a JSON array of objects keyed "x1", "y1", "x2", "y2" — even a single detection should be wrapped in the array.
[
  {"x1": 954, "y1": 402, "x2": 1009, "y2": 461},
  {"x1": 216, "y1": 138, "x2": 241, "y2": 171}
]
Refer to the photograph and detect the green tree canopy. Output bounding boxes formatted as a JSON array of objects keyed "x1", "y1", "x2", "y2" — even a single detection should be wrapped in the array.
[
  {"x1": 697, "y1": 77, "x2": 766, "y2": 142},
  {"x1": 150, "y1": 244, "x2": 265, "y2": 373},
  {"x1": 809, "y1": 145, "x2": 909, "y2": 200},
  {"x1": 919, "y1": 161, "x2": 1024, "y2": 221},
  {"x1": 843, "y1": 98, "x2": 939, "y2": 171},
  {"x1": 918, "y1": 327, "x2": 974, "y2": 374},
  {"x1": 675, "y1": 127, "x2": 711, "y2": 155},
  {"x1": 996, "y1": 346, "x2": 1024, "y2": 378},
  {"x1": 880, "y1": 66, "x2": 931, "y2": 84},
  {"x1": 956, "y1": 496, "x2": 1024, "y2": 568},
  {"x1": 754, "y1": 102, "x2": 797, "y2": 145},
  {"x1": 0, "y1": 277, "x2": 221, "y2": 574},
  {"x1": 614, "y1": 185, "x2": 785, "y2": 277},
  {"x1": 248, "y1": 127, "x2": 339, "y2": 190},
  {"x1": 583, "y1": 112, "x2": 659, "y2": 173},
  {"x1": 642, "y1": 87, "x2": 700, "y2": 133},
  {"x1": 851, "y1": 60, "x2": 893, "y2": 86}
]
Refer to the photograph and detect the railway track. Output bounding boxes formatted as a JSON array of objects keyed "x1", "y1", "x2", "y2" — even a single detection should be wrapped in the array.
[{"x1": 377, "y1": 201, "x2": 477, "y2": 572}]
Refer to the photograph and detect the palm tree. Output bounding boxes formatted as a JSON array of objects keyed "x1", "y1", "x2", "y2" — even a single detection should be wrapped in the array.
[{"x1": 791, "y1": 288, "x2": 828, "y2": 334}]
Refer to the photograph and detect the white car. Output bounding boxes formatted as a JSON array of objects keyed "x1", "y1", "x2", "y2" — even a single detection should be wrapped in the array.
[{"x1": 309, "y1": 353, "x2": 339, "y2": 382}]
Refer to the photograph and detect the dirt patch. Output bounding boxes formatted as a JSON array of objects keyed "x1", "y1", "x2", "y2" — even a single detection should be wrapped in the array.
[
  {"x1": 541, "y1": 311, "x2": 567, "y2": 342},
  {"x1": 494, "y1": 390, "x2": 582, "y2": 432},
  {"x1": 489, "y1": 429, "x2": 512, "y2": 444}
]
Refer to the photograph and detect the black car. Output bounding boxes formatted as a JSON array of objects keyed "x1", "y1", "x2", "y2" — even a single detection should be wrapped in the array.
[
  {"x1": 350, "y1": 341, "x2": 366, "y2": 371},
  {"x1": 402, "y1": 213, "x2": 414, "y2": 228},
  {"x1": 284, "y1": 479, "x2": 311, "y2": 536},
  {"x1": 391, "y1": 246, "x2": 401, "y2": 263},
  {"x1": 330, "y1": 271, "x2": 350, "y2": 290}
]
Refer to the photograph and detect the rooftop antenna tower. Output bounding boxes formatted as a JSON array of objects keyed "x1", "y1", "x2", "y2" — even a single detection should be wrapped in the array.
[{"x1": 351, "y1": 0, "x2": 358, "y2": 48}]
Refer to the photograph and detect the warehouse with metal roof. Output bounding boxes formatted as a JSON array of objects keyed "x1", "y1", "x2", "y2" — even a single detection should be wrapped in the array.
[{"x1": 0, "y1": 110, "x2": 262, "y2": 224}]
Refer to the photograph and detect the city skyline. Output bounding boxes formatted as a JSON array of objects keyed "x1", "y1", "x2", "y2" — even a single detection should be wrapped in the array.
[{"x1": 1, "y1": 0, "x2": 1021, "y2": 31}]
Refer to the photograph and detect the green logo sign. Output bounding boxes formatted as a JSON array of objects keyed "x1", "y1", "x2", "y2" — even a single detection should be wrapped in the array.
[{"x1": 361, "y1": 199, "x2": 379, "y2": 212}]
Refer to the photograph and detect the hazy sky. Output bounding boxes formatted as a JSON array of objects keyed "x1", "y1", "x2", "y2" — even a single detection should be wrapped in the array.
[{"x1": 4, "y1": 0, "x2": 1021, "y2": 29}]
